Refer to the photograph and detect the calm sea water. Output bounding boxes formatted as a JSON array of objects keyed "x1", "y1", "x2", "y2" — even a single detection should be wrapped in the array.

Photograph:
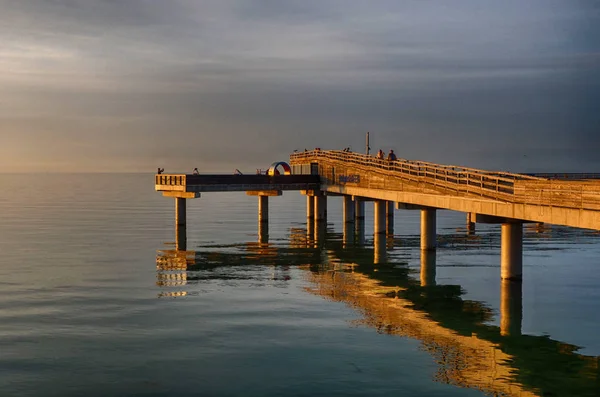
[{"x1": 0, "y1": 173, "x2": 599, "y2": 396}]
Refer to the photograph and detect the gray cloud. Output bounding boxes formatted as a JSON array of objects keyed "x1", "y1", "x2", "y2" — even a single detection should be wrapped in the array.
[{"x1": 0, "y1": 0, "x2": 598, "y2": 173}]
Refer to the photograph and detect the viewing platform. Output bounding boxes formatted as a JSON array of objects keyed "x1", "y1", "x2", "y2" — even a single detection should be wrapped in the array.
[{"x1": 155, "y1": 173, "x2": 320, "y2": 197}]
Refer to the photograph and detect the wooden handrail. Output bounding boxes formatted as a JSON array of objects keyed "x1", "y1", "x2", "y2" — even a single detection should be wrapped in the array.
[
  {"x1": 289, "y1": 150, "x2": 545, "y2": 202},
  {"x1": 290, "y1": 150, "x2": 600, "y2": 210}
]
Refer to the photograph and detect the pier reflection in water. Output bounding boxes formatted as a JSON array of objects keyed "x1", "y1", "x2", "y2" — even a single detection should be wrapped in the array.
[{"x1": 157, "y1": 222, "x2": 600, "y2": 397}]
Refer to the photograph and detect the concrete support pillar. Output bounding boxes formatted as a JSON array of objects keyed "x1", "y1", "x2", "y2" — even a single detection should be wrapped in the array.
[
  {"x1": 175, "y1": 225, "x2": 187, "y2": 252},
  {"x1": 501, "y1": 223, "x2": 523, "y2": 280},
  {"x1": 386, "y1": 201, "x2": 394, "y2": 235},
  {"x1": 314, "y1": 220, "x2": 326, "y2": 245},
  {"x1": 467, "y1": 212, "x2": 476, "y2": 234},
  {"x1": 420, "y1": 249, "x2": 436, "y2": 287},
  {"x1": 343, "y1": 195, "x2": 355, "y2": 224},
  {"x1": 306, "y1": 195, "x2": 314, "y2": 220},
  {"x1": 420, "y1": 208, "x2": 437, "y2": 251},
  {"x1": 374, "y1": 232, "x2": 386, "y2": 264},
  {"x1": 355, "y1": 199, "x2": 365, "y2": 221},
  {"x1": 258, "y1": 195, "x2": 269, "y2": 224},
  {"x1": 355, "y1": 219, "x2": 365, "y2": 246},
  {"x1": 258, "y1": 221, "x2": 268, "y2": 244},
  {"x1": 374, "y1": 200, "x2": 386, "y2": 234},
  {"x1": 175, "y1": 198, "x2": 186, "y2": 227},
  {"x1": 343, "y1": 222, "x2": 355, "y2": 248},
  {"x1": 315, "y1": 195, "x2": 327, "y2": 222},
  {"x1": 500, "y1": 279, "x2": 523, "y2": 336}
]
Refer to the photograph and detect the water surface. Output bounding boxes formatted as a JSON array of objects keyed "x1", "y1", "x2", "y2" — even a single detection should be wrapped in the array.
[{"x1": 0, "y1": 174, "x2": 598, "y2": 396}]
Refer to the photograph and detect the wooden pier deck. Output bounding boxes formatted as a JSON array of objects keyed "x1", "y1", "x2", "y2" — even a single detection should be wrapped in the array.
[{"x1": 290, "y1": 150, "x2": 600, "y2": 230}]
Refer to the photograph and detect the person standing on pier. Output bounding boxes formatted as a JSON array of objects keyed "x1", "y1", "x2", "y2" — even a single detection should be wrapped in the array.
[
  {"x1": 387, "y1": 150, "x2": 397, "y2": 161},
  {"x1": 376, "y1": 149, "x2": 384, "y2": 159}
]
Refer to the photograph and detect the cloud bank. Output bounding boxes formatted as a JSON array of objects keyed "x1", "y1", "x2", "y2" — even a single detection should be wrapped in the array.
[{"x1": 0, "y1": 0, "x2": 598, "y2": 172}]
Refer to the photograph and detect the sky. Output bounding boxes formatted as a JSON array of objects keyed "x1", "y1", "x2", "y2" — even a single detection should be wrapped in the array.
[{"x1": 0, "y1": 0, "x2": 598, "y2": 173}]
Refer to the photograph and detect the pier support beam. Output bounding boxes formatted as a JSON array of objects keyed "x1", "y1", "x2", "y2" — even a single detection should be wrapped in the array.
[
  {"x1": 501, "y1": 222, "x2": 523, "y2": 280},
  {"x1": 176, "y1": 224, "x2": 187, "y2": 251},
  {"x1": 386, "y1": 201, "x2": 394, "y2": 235},
  {"x1": 314, "y1": 220, "x2": 326, "y2": 245},
  {"x1": 343, "y1": 221, "x2": 355, "y2": 248},
  {"x1": 355, "y1": 219, "x2": 365, "y2": 246},
  {"x1": 420, "y1": 208, "x2": 437, "y2": 251},
  {"x1": 467, "y1": 212, "x2": 476, "y2": 234},
  {"x1": 374, "y1": 200, "x2": 387, "y2": 234},
  {"x1": 175, "y1": 198, "x2": 186, "y2": 227},
  {"x1": 343, "y1": 195, "x2": 355, "y2": 224},
  {"x1": 315, "y1": 194, "x2": 327, "y2": 222},
  {"x1": 258, "y1": 195, "x2": 269, "y2": 224},
  {"x1": 306, "y1": 195, "x2": 314, "y2": 220},
  {"x1": 258, "y1": 220, "x2": 268, "y2": 244},
  {"x1": 355, "y1": 198, "x2": 365, "y2": 221},
  {"x1": 500, "y1": 279, "x2": 523, "y2": 336}
]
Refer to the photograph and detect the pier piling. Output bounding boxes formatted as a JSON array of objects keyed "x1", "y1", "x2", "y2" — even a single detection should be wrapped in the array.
[
  {"x1": 386, "y1": 201, "x2": 394, "y2": 235},
  {"x1": 420, "y1": 208, "x2": 437, "y2": 251},
  {"x1": 343, "y1": 195, "x2": 355, "y2": 224},
  {"x1": 501, "y1": 223, "x2": 523, "y2": 280},
  {"x1": 374, "y1": 200, "x2": 386, "y2": 234},
  {"x1": 175, "y1": 198, "x2": 186, "y2": 227}
]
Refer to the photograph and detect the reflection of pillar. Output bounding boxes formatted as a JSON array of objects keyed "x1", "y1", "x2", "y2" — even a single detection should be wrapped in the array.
[
  {"x1": 355, "y1": 198, "x2": 365, "y2": 221},
  {"x1": 314, "y1": 220, "x2": 326, "y2": 246},
  {"x1": 315, "y1": 195, "x2": 327, "y2": 222},
  {"x1": 355, "y1": 219, "x2": 365, "y2": 246},
  {"x1": 343, "y1": 221, "x2": 355, "y2": 248},
  {"x1": 386, "y1": 201, "x2": 394, "y2": 236},
  {"x1": 374, "y1": 200, "x2": 386, "y2": 234},
  {"x1": 176, "y1": 224, "x2": 187, "y2": 251},
  {"x1": 258, "y1": 195, "x2": 269, "y2": 224},
  {"x1": 500, "y1": 279, "x2": 523, "y2": 336},
  {"x1": 175, "y1": 198, "x2": 186, "y2": 227},
  {"x1": 343, "y1": 195, "x2": 355, "y2": 224},
  {"x1": 374, "y1": 232, "x2": 386, "y2": 264},
  {"x1": 306, "y1": 218, "x2": 314, "y2": 247},
  {"x1": 420, "y1": 249, "x2": 436, "y2": 286},
  {"x1": 420, "y1": 208, "x2": 437, "y2": 251},
  {"x1": 306, "y1": 195, "x2": 314, "y2": 220},
  {"x1": 259, "y1": 221, "x2": 269, "y2": 244},
  {"x1": 501, "y1": 223, "x2": 523, "y2": 280},
  {"x1": 467, "y1": 212, "x2": 475, "y2": 234}
]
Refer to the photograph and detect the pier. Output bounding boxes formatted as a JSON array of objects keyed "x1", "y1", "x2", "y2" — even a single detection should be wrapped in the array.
[{"x1": 155, "y1": 149, "x2": 600, "y2": 281}]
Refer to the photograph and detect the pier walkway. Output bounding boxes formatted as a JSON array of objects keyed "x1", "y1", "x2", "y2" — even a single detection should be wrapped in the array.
[
  {"x1": 156, "y1": 149, "x2": 600, "y2": 281},
  {"x1": 289, "y1": 150, "x2": 600, "y2": 230}
]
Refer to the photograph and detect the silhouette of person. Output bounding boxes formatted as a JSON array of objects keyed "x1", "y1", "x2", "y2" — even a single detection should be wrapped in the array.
[
  {"x1": 376, "y1": 149, "x2": 384, "y2": 159},
  {"x1": 157, "y1": 167, "x2": 164, "y2": 174},
  {"x1": 387, "y1": 150, "x2": 397, "y2": 161},
  {"x1": 193, "y1": 168, "x2": 199, "y2": 175}
]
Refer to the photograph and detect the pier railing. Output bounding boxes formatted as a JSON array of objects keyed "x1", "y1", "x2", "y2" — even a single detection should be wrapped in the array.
[
  {"x1": 155, "y1": 173, "x2": 321, "y2": 193},
  {"x1": 290, "y1": 150, "x2": 600, "y2": 208}
]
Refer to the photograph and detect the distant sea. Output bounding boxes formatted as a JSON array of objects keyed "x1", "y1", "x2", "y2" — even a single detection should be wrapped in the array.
[{"x1": 0, "y1": 173, "x2": 598, "y2": 396}]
